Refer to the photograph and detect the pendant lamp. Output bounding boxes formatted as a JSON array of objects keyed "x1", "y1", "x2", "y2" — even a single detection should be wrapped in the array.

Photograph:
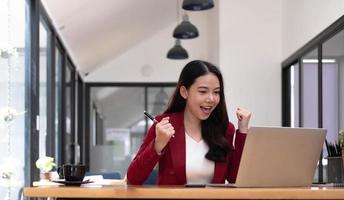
[
  {"x1": 173, "y1": 14, "x2": 199, "y2": 39},
  {"x1": 167, "y1": 39, "x2": 188, "y2": 59},
  {"x1": 182, "y1": 0, "x2": 214, "y2": 11}
]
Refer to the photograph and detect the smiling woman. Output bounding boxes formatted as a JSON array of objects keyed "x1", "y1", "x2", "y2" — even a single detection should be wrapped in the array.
[{"x1": 127, "y1": 60, "x2": 251, "y2": 185}]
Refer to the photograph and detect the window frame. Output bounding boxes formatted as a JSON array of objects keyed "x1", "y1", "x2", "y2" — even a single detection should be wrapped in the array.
[
  {"x1": 282, "y1": 15, "x2": 344, "y2": 183},
  {"x1": 25, "y1": 0, "x2": 85, "y2": 186},
  {"x1": 84, "y1": 82, "x2": 176, "y2": 171}
]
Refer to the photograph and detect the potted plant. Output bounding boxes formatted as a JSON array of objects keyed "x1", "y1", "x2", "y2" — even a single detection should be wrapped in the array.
[
  {"x1": 339, "y1": 130, "x2": 344, "y2": 165},
  {"x1": 35, "y1": 156, "x2": 56, "y2": 180},
  {"x1": 325, "y1": 131, "x2": 344, "y2": 183}
]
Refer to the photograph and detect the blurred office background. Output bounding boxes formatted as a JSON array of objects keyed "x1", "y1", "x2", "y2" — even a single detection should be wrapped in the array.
[{"x1": 1, "y1": 0, "x2": 344, "y2": 199}]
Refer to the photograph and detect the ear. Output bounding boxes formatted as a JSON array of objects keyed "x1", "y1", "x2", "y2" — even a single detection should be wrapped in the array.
[{"x1": 179, "y1": 86, "x2": 188, "y2": 99}]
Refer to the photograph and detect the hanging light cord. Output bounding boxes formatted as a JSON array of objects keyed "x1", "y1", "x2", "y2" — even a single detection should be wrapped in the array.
[{"x1": 177, "y1": 0, "x2": 180, "y2": 23}]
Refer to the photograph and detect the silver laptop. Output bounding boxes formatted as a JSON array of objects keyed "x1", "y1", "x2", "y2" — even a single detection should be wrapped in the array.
[{"x1": 212, "y1": 126, "x2": 326, "y2": 188}]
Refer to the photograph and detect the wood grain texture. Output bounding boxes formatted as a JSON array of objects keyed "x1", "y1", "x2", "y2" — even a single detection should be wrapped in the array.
[{"x1": 24, "y1": 186, "x2": 344, "y2": 199}]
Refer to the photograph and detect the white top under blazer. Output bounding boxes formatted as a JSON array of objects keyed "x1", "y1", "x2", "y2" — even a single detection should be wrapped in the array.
[{"x1": 185, "y1": 132, "x2": 215, "y2": 184}]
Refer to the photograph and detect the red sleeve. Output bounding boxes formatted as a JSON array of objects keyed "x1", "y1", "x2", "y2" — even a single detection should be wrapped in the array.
[
  {"x1": 126, "y1": 115, "x2": 166, "y2": 185},
  {"x1": 227, "y1": 123, "x2": 246, "y2": 183}
]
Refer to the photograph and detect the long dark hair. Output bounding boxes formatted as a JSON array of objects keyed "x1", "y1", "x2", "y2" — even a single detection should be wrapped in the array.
[{"x1": 164, "y1": 60, "x2": 231, "y2": 162}]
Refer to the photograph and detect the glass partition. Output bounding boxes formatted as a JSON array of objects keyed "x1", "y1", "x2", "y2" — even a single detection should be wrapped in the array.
[
  {"x1": 301, "y1": 48, "x2": 319, "y2": 128},
  {"x1": 322, "y1": 30, "x2": 344, "y2": 149},
  {"x1": 64, "y1": 62, "x2": 74, "y2": 164},
  {"x1": 55, "y1": 47, "x2": 62, "y2": 164},
  {"x1": 301, "y1": 48, "x2": 321, "y2": 182},
  {"x1": 290, "y1": 63, "x2": 300, "y2": 128},
  {"x1": 39, "y1": 20, "x2": 49, "y2": 158},
  {"x1": 88, "y1": 85, "x2": 174, "y2": 177},
  {"x1": 283, "y1": 16, "x2": 344, "y2": 183}
]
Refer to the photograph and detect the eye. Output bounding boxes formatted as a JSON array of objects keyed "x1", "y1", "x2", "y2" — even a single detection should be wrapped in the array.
[
  {"x1": 214, "y1": 90, "x2": 220, "y2": 95},
  {"x1": 198, "y1": 90, "x2": 207, "y2": 94}
]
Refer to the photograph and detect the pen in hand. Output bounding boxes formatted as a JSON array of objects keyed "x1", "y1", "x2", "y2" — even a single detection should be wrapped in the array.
[
  {"x1": 144, "y1": 111, "x2": 158, "y2": 123},
  {"x1": 143, "y1": 111, "x2": 175, "y2": 138}
]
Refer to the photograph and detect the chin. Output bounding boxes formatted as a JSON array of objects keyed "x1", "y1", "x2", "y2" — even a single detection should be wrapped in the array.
[{"x1": 199, "y1": 114, "x2": 211, "y2": 120}]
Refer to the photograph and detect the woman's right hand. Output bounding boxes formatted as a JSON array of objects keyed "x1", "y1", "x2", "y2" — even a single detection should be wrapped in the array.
[{"x1": 154, "y1": 117, "x2": 175, "y2": 154}]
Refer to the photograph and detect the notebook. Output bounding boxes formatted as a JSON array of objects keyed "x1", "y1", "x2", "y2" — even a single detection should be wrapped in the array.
[{"x1": 209, "y1": 126, "x2": 326, "y2": 188}]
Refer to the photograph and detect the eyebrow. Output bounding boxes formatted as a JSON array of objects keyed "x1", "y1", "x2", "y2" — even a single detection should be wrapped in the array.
[{"x1": 197, "y1": 86, "x2": 221, "y2": 90}]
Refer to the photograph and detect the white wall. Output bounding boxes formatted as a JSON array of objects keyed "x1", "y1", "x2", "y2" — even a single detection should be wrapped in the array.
[
  {"x1": 282, "y1": 0, "x2": 344, "y2": 59},
  {"x1": 218, "y1": 0, "x2": 282, "y2": 126},
  {"x1": 218, "y1": 0, "x2": 344, "y2": 127},
  {"x1": 207, "y1": 0, "x2": 220, "y2": 66},
  {"x1": 86, "y1": 0, "x2": 344, "y2": 127},
  {"x1": 85, "y1": 12, "x2": 210, "y2": 82}
]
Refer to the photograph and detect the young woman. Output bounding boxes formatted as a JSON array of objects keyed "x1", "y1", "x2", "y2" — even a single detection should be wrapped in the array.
[{"x1": 127, "y1": 60, "x2": 251, "y2": 185}]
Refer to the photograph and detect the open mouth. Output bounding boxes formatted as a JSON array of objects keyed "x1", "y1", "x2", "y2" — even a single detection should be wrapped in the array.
[{"x1": 200, "y1": 106, "x2": 213, "y2": 114}]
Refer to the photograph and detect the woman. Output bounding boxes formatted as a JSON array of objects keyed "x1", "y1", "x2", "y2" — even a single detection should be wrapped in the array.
[{"x1": 127, "y1": 60, "x2": 251, "y2": 185}]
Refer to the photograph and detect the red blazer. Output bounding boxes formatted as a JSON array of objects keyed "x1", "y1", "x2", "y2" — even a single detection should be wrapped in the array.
[{"x1": 127, "y1": 112, "x2": 246, "y2": 185}]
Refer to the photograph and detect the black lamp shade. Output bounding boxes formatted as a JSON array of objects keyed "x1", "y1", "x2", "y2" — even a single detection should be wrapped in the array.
[
  {"x1": 167, "y1": 40, "x2": 188, "y2": 59},
  {"x1": 173, "y1": 19, "x2": 199, "y2": 39},
  {"x1": 182, "y1": 0, "x2": 214, "y2": 11}
]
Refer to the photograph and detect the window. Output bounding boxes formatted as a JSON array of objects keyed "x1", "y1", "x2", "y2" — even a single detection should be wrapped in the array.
[
  {"x1": 322, "y1": 30, "x2": 344, "y2": 150},
  {"x1": 23, "y1": 0, "x2": 84, "y2": 186},
  {"x1": 0, "y1": 0, "x2": 25, "y2": 198},
  {"x1": 86, "y1": 84, "x2": 175, "y2": 177},
  {"x1": 55, "y1": 46, "x2": 63, "y2": 164},
  {"x1": 301, "y1": 48, "x2": 319, "y2": 129},
  {"x1": 63, "y1": 61, "x2": 76, "y2": 164},
  {"x1": 282, "y1": 16, "x2": 344, "y2": 183},
  {"x1": 39, "y1": 20, "x2": 49, "y2": 158}
]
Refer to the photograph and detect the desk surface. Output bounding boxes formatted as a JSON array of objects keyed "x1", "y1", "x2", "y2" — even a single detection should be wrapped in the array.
[{"x1": 24, "y1": 185, "x2": 344, "y2": 199}]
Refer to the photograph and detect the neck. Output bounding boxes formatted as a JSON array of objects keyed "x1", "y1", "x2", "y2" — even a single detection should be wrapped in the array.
[{"x1": 184, "y1": 109, "x2": 202, "y2": 139}]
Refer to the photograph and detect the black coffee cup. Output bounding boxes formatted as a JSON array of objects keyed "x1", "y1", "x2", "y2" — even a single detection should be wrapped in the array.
[{"x1": 57, "y1": 164, "x2": 86, "y2": 182}]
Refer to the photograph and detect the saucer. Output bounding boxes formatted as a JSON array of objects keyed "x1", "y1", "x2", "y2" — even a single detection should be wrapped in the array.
[{"x1": 52, "y1": 179, "x2": 92, "y2": 186}]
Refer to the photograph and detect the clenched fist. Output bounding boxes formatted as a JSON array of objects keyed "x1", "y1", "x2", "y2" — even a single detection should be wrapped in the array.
[
  {"x1": 236, "y1": 107, "x2": 251, "y2": 133},
  {"x1": 154, "y1": 117, "x2": 175, "y2": 154}
]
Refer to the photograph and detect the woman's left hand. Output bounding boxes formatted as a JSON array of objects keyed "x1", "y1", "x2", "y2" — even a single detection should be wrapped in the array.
[{"x1": 236, "y1": 107, "x2": 251, "y2": 133}]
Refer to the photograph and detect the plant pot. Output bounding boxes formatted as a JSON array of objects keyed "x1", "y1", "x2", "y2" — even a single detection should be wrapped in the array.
[{"x1": 40, "y1": 172, "x2": 51, "y2": 181}]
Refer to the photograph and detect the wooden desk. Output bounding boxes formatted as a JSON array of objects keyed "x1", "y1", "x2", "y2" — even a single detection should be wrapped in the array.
[{"x1": 24, "y1": 185, "x2": 344, "y2": 199}]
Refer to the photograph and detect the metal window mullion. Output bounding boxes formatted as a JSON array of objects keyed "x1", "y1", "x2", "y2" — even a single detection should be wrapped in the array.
[
  {"x1": 85, "y1": 84, "x2": 90, "y2": 170},
  {"x1": 281, "y1": 66, "x2": 290, "y2": 127},
  {"x1": 59, "y1": 51, "x2": 66, "y2": 166},
  {"x1": 69, "y1": 65, "x2": 76, "y2": 163},
  {"x1": 318, "y1": 45, "x2": 324, "y2": 183},
  {"x1": 25, "y1": 0, "x2": 40, "y2": 186},
  {"x1": 79, "y1": 78, "x2": 84, "y2": 164},
  {"x1": 299, "y1": 59, "x2": 303, "y2": 128}
]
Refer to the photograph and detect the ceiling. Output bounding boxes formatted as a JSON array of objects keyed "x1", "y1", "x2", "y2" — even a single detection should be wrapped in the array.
[{"x1": 41, "y1": 0, "x2": 177, "y2": 75}]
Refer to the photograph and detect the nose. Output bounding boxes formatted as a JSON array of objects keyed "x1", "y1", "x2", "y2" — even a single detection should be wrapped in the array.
[{"x1": 206, "y1": 93, "x2": 215, "y2": 102}]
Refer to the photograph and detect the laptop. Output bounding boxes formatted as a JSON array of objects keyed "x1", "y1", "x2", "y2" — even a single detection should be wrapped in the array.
[{"x1": 209, "y1": 126, "x2": 326, "y2": 188}]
